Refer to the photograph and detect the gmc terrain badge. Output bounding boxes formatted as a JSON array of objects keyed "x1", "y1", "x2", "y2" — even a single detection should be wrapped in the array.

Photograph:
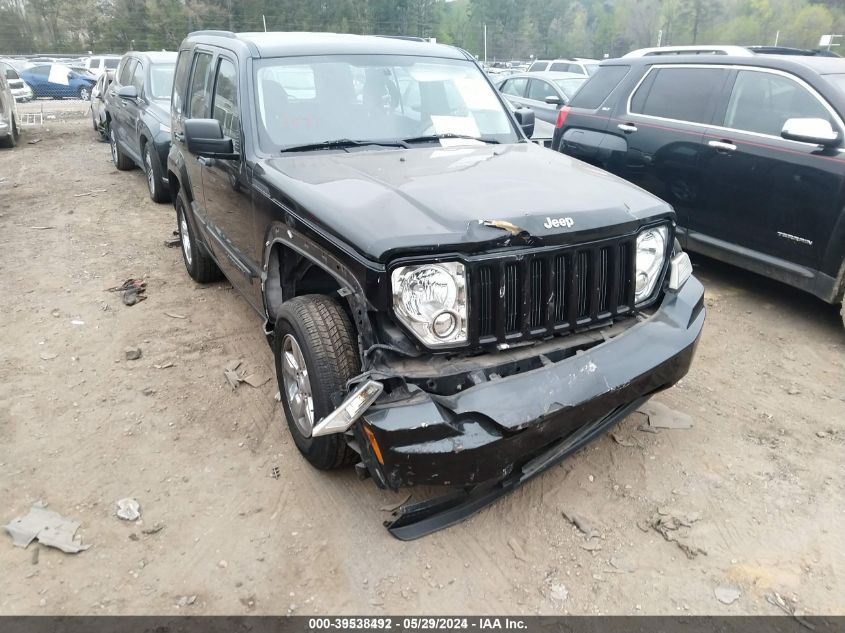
[{"x1": 544, "y1": 216, "x2": 575, "y2": 229}]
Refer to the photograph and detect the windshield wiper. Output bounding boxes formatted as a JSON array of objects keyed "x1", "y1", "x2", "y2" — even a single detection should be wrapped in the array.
[
  {"x1": 401, "y1": 133, "x2": 499, "y2": 145},
  {"x1": 279, "y1": 138, "x2": 408, "y2": 153}
]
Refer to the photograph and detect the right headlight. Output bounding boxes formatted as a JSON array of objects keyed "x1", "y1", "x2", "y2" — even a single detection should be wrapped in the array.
[
  {"x1": 391, "y1": 262, "x2": 468, "y2": 347},
  {"x1": 635, "y1": 225, "x2": 669, "y2": 305}
]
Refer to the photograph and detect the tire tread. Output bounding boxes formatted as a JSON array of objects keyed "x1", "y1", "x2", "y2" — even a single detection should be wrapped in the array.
[{"x1": 277, "y1": 295, "x2": 360, "y2": 469}]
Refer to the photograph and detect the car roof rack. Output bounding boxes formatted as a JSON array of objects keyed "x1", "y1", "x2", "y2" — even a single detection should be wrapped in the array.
[{"x1": 623, "y1": 45, "x2": 754, "y2": 57}]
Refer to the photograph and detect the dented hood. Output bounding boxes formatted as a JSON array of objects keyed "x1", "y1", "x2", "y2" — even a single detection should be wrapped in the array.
[{"x1": 257, "y1": 142, "x2": 673, "y2": 262}]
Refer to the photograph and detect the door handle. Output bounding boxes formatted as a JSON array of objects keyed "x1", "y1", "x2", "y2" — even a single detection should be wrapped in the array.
[
  {"x1": 708, "y1": 139, "x2": 737, "y2": 152},
  {"x1": 197, "y1": 156, "x2": 213, "y2": 166},
  {"x1": 617, "y1": 123, "x2": 638, "y2": 133},
  {"x1": 174, "y1": 132, "x2": 184, "y2": 142}
]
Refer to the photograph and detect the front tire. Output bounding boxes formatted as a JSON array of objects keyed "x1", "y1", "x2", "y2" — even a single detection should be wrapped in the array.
[
  {"x1": 109, "y1": 123, "x2": 133, "y2": 170},
  {"x1": 174, "y1": 188, "x2": 222, "y2": 283},
  {"x1": 274, "y1": 295, "x2": 360, "y2": 470},
  {"x1": 0, "y1": 116, "x2": 18, "y2": 148},
  {"x1": 143, "y1": 142, "x2": 169, "y2": 203}
]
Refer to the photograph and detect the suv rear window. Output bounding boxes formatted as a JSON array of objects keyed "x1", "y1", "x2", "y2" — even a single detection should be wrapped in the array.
[
  {"x1": 569, "y1": 65, "x2": 629, "y2": 110},
  {"x1": 630, "y1": 67, "x2": 727, "y2": 124},
  {"x1": 528, "y1": 61, "x2": 548, "y2": 72}
]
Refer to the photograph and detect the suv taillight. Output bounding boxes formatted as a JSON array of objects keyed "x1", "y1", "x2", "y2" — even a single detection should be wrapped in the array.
[{"x1": 555, "y1": 106, "x2": 571, "y2": 129}]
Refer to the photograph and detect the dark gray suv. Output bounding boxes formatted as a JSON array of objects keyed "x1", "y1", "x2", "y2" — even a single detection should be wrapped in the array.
[{"x1": 554, "y1": 55, "x2": 845, "y2": 326}]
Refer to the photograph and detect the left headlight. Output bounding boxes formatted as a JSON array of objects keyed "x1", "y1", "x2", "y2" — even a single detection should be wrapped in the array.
[
  {"x1": 391, "y1": 262, "x2": 468, "y2": 347},
  {"x1": 635, "y1": 225, "x2": 669, "y2": 305}
]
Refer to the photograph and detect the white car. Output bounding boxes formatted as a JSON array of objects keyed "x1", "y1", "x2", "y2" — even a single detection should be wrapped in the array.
[
  {"x1": 81, "y1": 55, "x2": 121, "y2": 77},
  {"x1": 0, "y1": 61, "x2": 33, "y2": 102},
  {"x1": 527, "y1": 58, "x2": 600, "y2": 76}
]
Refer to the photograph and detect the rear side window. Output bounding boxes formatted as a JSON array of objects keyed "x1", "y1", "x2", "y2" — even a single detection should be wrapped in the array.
[
  {"x1": 527, "y1": 79, "x2": 557, "y2": 101},
  {"x1": 188, "y1": 52, "x2": 213, "y2": 118},
  {"x1": 104, "y1": 58, "x2": 119, "y2": 70},
  {"x1": 500, "y1": 77, "x2": 527, "y2": 97},
  {"x1": 569, "y1": 65, "x2": 629, "y2": 110},
  {"x1": 130, "y1": 61, "x2": 144, "y2": 93},
  {"x1": 117, "y1": 58, "x2": 135, "y2": 85},
  {"x1": 90, "y1": 59, "x2": 101, "y2": 69},
  {"x1": 631, "y1": 67, "x2": 727, "y2": 124},
  {"x1": 528, "y1": 61, "x2": 547, "y2": 72},
  {"x1": 171, "y1": 50, "x2": 192, "y2": 115}
]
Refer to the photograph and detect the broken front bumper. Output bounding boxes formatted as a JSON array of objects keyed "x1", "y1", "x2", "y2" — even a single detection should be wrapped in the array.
[{"x1": 358, "y1": 276, "x2": 705, "y2": 492}]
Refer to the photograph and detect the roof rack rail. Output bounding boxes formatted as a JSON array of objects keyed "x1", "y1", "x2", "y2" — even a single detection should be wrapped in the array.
[{"x1": 188, "y1": 30, "x2": 237, "y2": 39}]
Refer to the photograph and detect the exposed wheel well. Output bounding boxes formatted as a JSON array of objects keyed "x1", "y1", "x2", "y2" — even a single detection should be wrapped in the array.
[
  {"x1": 265, "y1": 243, "x2": 346, "y2": 323},
  {"x1": 167, "y1": 170, "x2": 183, "y2": 201}
]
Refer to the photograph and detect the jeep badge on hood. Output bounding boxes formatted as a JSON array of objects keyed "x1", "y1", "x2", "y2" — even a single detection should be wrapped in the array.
[{"x1": 544, "y1": 216, "x2": 575, "y2": 229}]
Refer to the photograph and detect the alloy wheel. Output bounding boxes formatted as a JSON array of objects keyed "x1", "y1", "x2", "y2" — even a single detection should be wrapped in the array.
[
  {"x1": 109, "y1": 127, "x2": 117, "y2": 164},
  {"x1": 281, "y1": 334, "x2": 315, "y2": 437},
  {"x1": 179, "y1": 209, "x2": 193, "y2": 267},
  {"x1": 144, "y1": 147, "x2": 155, "y2": 195}
]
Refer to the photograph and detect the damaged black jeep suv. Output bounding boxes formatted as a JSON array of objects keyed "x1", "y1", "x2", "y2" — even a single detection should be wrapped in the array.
[{"x1": 167, "y1": 30, "x2": 705, "y2": 538}]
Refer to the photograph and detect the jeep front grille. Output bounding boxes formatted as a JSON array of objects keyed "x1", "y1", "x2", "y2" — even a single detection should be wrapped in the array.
[{"x1": 468, "y1": 237, "x2": 636, "y2": 346}]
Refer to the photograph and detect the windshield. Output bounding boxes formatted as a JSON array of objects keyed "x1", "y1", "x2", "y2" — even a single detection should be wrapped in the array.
[
  {"x1": 104, "y1": 58, "x2": 120, "y2": 69},
  {"x1": 149, "y1": 64, "x2": 175, "y2": 100},
  {"x1": 254, "y1": 54, "x2": 517, "y2": 152},
  {"x1": 554, "y1": 78, "x2": 587, "y2": 98}
]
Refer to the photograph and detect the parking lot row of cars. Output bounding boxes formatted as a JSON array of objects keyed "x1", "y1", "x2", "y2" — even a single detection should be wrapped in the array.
[{"x1": 0, "y1": 54, "x2": 121, "y2": 102}]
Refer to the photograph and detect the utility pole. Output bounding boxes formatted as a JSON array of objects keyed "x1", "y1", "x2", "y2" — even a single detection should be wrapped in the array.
[
  {"x1": 483, "y1": 23, "x2": 487, "y2": 64},
  {"x1": 262, "y1": 15, "x2": 267, "y2": 32},
  {"x1": 774, "y1": 30, "x2": 779, "y2": 46},
  {"x1": 656, "y1": 29, "x2": 663, "y2": 47}
]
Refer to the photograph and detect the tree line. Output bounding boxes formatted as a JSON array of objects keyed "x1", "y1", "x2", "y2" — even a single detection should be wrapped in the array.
[{"x1": 1, "y1": 0, "x2": 843, "y2": 60}]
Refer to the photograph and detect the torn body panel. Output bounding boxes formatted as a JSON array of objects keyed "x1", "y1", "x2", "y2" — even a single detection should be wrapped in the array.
[{"x1": 358, "y1": 276, "x2": 704, "y2": 492}]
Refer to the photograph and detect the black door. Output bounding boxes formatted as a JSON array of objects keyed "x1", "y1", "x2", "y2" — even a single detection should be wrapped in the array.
[
  {"x1": 696, "y1": 68, "x2": 845, "y2": 270},
  {"x1": 112, "y1": 58, "x2": 137, "y2": 151},
  {"x1": 123, "y1": 59, "x2": 145, "y2": 159},
  {"x1": 200, "y1": 56, "x2": 262, "y2": 310},
  {"x1": 606, "y1": 65, "x2": 730, "y2": 231}
]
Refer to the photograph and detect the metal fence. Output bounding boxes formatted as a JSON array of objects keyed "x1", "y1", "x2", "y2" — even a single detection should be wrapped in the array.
[{"x1": 16, "y1": 98, "x2": 91, "y2": 127}]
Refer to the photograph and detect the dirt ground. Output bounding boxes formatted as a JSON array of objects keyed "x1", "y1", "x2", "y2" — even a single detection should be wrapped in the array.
[{"x1": 1, "y1": 118, "x2": 843, "y2": 616}]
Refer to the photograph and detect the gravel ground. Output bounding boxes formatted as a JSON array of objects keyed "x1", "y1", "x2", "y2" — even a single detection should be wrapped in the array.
[{"x1": 0, "y1": 119, "x2": 843, "y2": 616}]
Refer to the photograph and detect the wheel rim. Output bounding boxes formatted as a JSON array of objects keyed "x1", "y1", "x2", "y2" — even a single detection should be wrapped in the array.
[
  {"x1": 109, "y1": 127, "x2": 117, "y2": 164},
  {"x1": 80, "y1": 87, "x2": 89, "y2": 100},
  {"x1": 281, "y1": 334, "x2": 314, "y2": 437},
  {"x1": 144, "y1": 148, "x2": 155, "y2": 195},
  {"x1": 178, "y1": 208, "x2": 193, "y2": 266}
]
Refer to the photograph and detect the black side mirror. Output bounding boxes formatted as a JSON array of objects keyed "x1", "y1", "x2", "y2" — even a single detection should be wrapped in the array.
[
  {"x1": 184, "y1": 118, "x2": 237, "y2": 158},
  {"x1": 117, "y1": 85, "x2": 137, "y2": 100},
  {"x1": 513, "y1": 107, "x2": 535, "y2": 138},
  {"x1": 544, "y1": 95, "x2": 563, "y2": 105}
]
